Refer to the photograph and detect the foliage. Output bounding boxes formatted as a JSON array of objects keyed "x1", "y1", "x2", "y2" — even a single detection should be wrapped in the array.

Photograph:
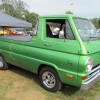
[
  {"x1": 0, "y1": 0, "x2": 99, "y2": 29},
  {"x1": 23, "y1": 10, "x2": 38, "y2": 28},
  {"x1": 91, "y1": 18, "x2": 100, "y2": 29},
  {"x1": 65, "y1": 10, "x2": 73, "y2": 14},
  {"x1": 0, "y1": 3, "x2": 15, "y2": 16},
  {"x1": 98, "y1": 18, "x2": 100, "y2": 28},
  {"x1": 0, "y1": 0, "x2": 28, "y2": 18},
  {"x1": 0, "y1": 0, "x2": 38, "y2": 28}
]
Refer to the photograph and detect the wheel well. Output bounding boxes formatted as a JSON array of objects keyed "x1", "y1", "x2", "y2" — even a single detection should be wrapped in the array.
[
  {"x1": 38, "y1": 64, "x2": 56, "y2": 74},
  {"x1": 0, "y1": 54, "x2": 7, "y2": 62},
  {"x1": 0, "y1": 53, "x2": 3, "y2": 56}
]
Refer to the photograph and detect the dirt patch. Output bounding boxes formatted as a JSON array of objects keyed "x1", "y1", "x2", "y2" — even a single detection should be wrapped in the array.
[
  {"x1": 96, "y1": 95, "x2": 100, "y2": 100},
  {"x1": 0, "y1": 67, "x2": 46, "y2": 100},
  {"x1": 6, "y1": 89, "x2": 46, "y2": 100}
]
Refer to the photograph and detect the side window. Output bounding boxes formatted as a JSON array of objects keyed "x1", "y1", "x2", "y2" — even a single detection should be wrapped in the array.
[
  {"x1": 65, "y1": 20, "x2": 75, "y2": 40},
  {"x1": 46, "y1": 19, "x2": 65, "y2": 38},
  {"x1": 46, "y1": 19, "x2": 75, "y2": 40}
]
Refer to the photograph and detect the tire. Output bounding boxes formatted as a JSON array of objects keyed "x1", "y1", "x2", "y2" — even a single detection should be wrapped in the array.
[
  {"x1": 0, "y1": 55, "x2": 8, "y2": 70},
  {"x1": 39, "y1": 66, "x2": 62, "y2": 92}
]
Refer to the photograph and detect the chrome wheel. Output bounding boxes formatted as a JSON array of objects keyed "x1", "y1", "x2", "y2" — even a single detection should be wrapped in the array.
[
  {"x1": 0, "y1": 56, "x2": 4, "y2": 68},
  {"x1": 39, "y1": 67, "x2": 62, "y2": 92},
  {"x1": 0, "y1": 55, "x2": 8, "y2": 70},
  {"x1": 42, "y1": 71, "x2": 56, "y2": 88}
]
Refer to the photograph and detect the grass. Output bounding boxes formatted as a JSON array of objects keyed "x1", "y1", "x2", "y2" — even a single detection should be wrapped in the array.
[{"x1": 0, "y1": 66, "x2": 100, "y2": 100}]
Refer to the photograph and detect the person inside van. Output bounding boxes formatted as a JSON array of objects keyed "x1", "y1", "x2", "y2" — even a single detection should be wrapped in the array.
[{"x1": 52, "y1": 27, "x2": 60, "y2": 35}]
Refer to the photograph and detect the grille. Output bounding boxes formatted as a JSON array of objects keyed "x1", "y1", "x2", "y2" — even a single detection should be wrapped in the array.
[{"x1": 87, "y1": 64, "x2": 100, "y2": 81}]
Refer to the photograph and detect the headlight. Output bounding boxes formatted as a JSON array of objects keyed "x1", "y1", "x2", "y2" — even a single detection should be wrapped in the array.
[{"x1": 86, "y1": 57, "x2": 93, "y2": 72}]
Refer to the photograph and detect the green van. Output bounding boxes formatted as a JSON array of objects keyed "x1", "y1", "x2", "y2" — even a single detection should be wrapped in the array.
[{"x1": 0, "y1": 14, "x2": 100, "y2": 92}]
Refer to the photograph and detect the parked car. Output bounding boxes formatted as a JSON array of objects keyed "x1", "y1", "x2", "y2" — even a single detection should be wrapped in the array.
[
  {"x1": 10, "y1": 28, "x2": 26, "y2": 34},
  {"x1": 26, "y1": 31, "x2": 33, "y2": 36}
]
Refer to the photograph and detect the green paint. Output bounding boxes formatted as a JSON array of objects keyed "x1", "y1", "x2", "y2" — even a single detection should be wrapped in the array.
[{"x1": 0, "y1": 14, "x2": 100, "y2": 90}]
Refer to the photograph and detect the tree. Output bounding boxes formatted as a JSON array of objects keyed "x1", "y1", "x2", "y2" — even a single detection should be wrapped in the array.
[
  {"x1": 15, "y1": 0, "x2": 29, "y2": 17},
  {"x1": 91, "y1": 18, "x2": 99, "y2": 29},
  {"x1": 24, "y1": 10, "x2": 38, "y2": 27},
  {"x1": 0, "y1": 0, "x2": 39, "y2": 28},
  {"x1": 0, "y1": 3, "x2": 15, "y2": 16},
  {"x1": 98, "y1": 17, "x2": 100, "y2": 28},
  {"x1": 0, "y1": 0, "x2": 16, "y2": 15},
  {"x1": 65, "y1": 11, "x2": 73, "y2": 14},
  {"x1": 0, "y1": 0, "x2": 29, "y2": 19}
]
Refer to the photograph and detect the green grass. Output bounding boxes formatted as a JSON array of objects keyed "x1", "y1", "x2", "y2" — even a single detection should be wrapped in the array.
[{"x1": 0, "y1": 66, "x2": 100, "y2": 100}]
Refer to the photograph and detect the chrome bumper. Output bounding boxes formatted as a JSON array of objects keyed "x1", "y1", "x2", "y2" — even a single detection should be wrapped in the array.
[{"x1": 81, "y1": 65, "x2": 100, "y2": 90}]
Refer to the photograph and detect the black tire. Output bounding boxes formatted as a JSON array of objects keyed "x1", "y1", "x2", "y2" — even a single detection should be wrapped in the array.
[
  {"x1": 0, "y1": 55, "x2": 8, "y2": 70},
  {"x1": 39, "y1": 66, "x2": 62, "y2": 92}
]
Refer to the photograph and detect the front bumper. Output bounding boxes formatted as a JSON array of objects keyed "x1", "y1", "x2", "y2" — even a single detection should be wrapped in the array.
[{"x1": 81, "y1": 65, "x2": 100, "y2": 90}]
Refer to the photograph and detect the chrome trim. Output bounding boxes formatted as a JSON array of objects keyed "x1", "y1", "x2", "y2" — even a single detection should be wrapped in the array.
[
  {"x1": 89, "y1": 65, "x2": 100, "y2": 74},
  {"x1": 81, "y1": 65, "x2": 100, "y2": 90},
  {"x1": 88, "y1": 70, "x2": 99, "y2": 80}
]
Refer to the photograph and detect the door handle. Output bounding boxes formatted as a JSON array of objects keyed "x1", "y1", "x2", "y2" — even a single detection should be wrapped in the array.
[{"x1": 44, "y1": 43, "x2": 52, "y2": 46}]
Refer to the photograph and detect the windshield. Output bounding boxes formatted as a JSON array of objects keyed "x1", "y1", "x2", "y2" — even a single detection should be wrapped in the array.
[{"x1": 73, "y1": 18, "x2": 99, "y2": 41}]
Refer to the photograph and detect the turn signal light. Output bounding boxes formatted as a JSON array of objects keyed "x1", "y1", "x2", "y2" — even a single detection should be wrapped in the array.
[
  {"x1": 66, "y1": 74, "x2": 73, "y2": 78},
  {"x1": 81, "y1": 76, "x2": 87, "y2": 80}
]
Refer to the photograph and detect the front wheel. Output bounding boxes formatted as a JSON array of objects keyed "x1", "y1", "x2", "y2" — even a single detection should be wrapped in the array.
[
  {"x1": 39, "y1": 67, "x2": 62, "y2": 92},
  {"x1": 0, "y1": 55, "x2": 8, "y2": 70}
]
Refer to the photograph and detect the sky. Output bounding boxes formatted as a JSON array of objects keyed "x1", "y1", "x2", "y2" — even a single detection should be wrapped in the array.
[{"x1": 23, "y1": 0, "x2": 100, "y2": 19}]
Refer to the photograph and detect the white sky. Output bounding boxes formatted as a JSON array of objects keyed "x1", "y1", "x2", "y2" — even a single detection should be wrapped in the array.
[{"x1": 23, "y1": 0, "x2": 100, "y2": 18}]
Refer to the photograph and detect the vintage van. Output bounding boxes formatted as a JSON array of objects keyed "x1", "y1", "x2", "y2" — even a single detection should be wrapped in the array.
[{"x1": 0, "y1": 14, "x2": 100, "y2": 92}]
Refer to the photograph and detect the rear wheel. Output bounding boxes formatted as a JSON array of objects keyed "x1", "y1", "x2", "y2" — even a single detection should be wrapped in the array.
[
  {"x1": 39, "y1": 67, "x2": 62, "y2": 92},
  {"x1": 0, "y1": 55, "x2": 8, "y2": 70}
]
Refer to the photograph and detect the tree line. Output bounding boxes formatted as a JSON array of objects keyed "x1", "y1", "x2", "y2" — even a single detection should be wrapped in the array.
[
  {"x1": 0, "y1": 1, "x2": 100, "y2": 30},
  {"x1": 0, "y1": 0, "x2": 38, "y2": 28}
]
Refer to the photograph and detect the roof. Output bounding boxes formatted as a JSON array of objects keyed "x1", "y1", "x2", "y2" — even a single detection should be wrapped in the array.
[
  {"x1": 0, "y1": 12, "x2": 32, "y2": 28},
  {"x1": 39, "y1": 14, "x2": 87, "y2": 19}
]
